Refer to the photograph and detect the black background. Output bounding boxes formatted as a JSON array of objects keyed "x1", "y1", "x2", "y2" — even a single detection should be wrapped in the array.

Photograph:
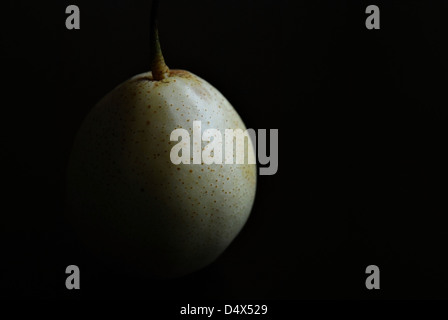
[{"x1": 2, "y1": 0, "x2": 448, "y2": 299}]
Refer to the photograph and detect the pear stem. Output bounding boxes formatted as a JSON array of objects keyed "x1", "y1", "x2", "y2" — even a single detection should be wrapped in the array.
[{"x1": 150, "y1": 0, "x2": 169, "y2": 80}]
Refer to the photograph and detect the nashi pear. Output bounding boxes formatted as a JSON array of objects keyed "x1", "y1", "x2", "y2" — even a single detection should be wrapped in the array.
[{"x1": 66, "y1": 5, "x2": 256, "y2": 278}]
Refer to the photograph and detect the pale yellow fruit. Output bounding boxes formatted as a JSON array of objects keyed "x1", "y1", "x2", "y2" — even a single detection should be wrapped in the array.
[{"x1": 67, "y1": 69, "x2": 256, "y2": 278}]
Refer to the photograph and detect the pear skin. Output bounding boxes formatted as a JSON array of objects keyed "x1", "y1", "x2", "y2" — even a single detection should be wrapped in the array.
[{"x1": 67, "y1": 69, "x2": 256, "y2": 278}]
